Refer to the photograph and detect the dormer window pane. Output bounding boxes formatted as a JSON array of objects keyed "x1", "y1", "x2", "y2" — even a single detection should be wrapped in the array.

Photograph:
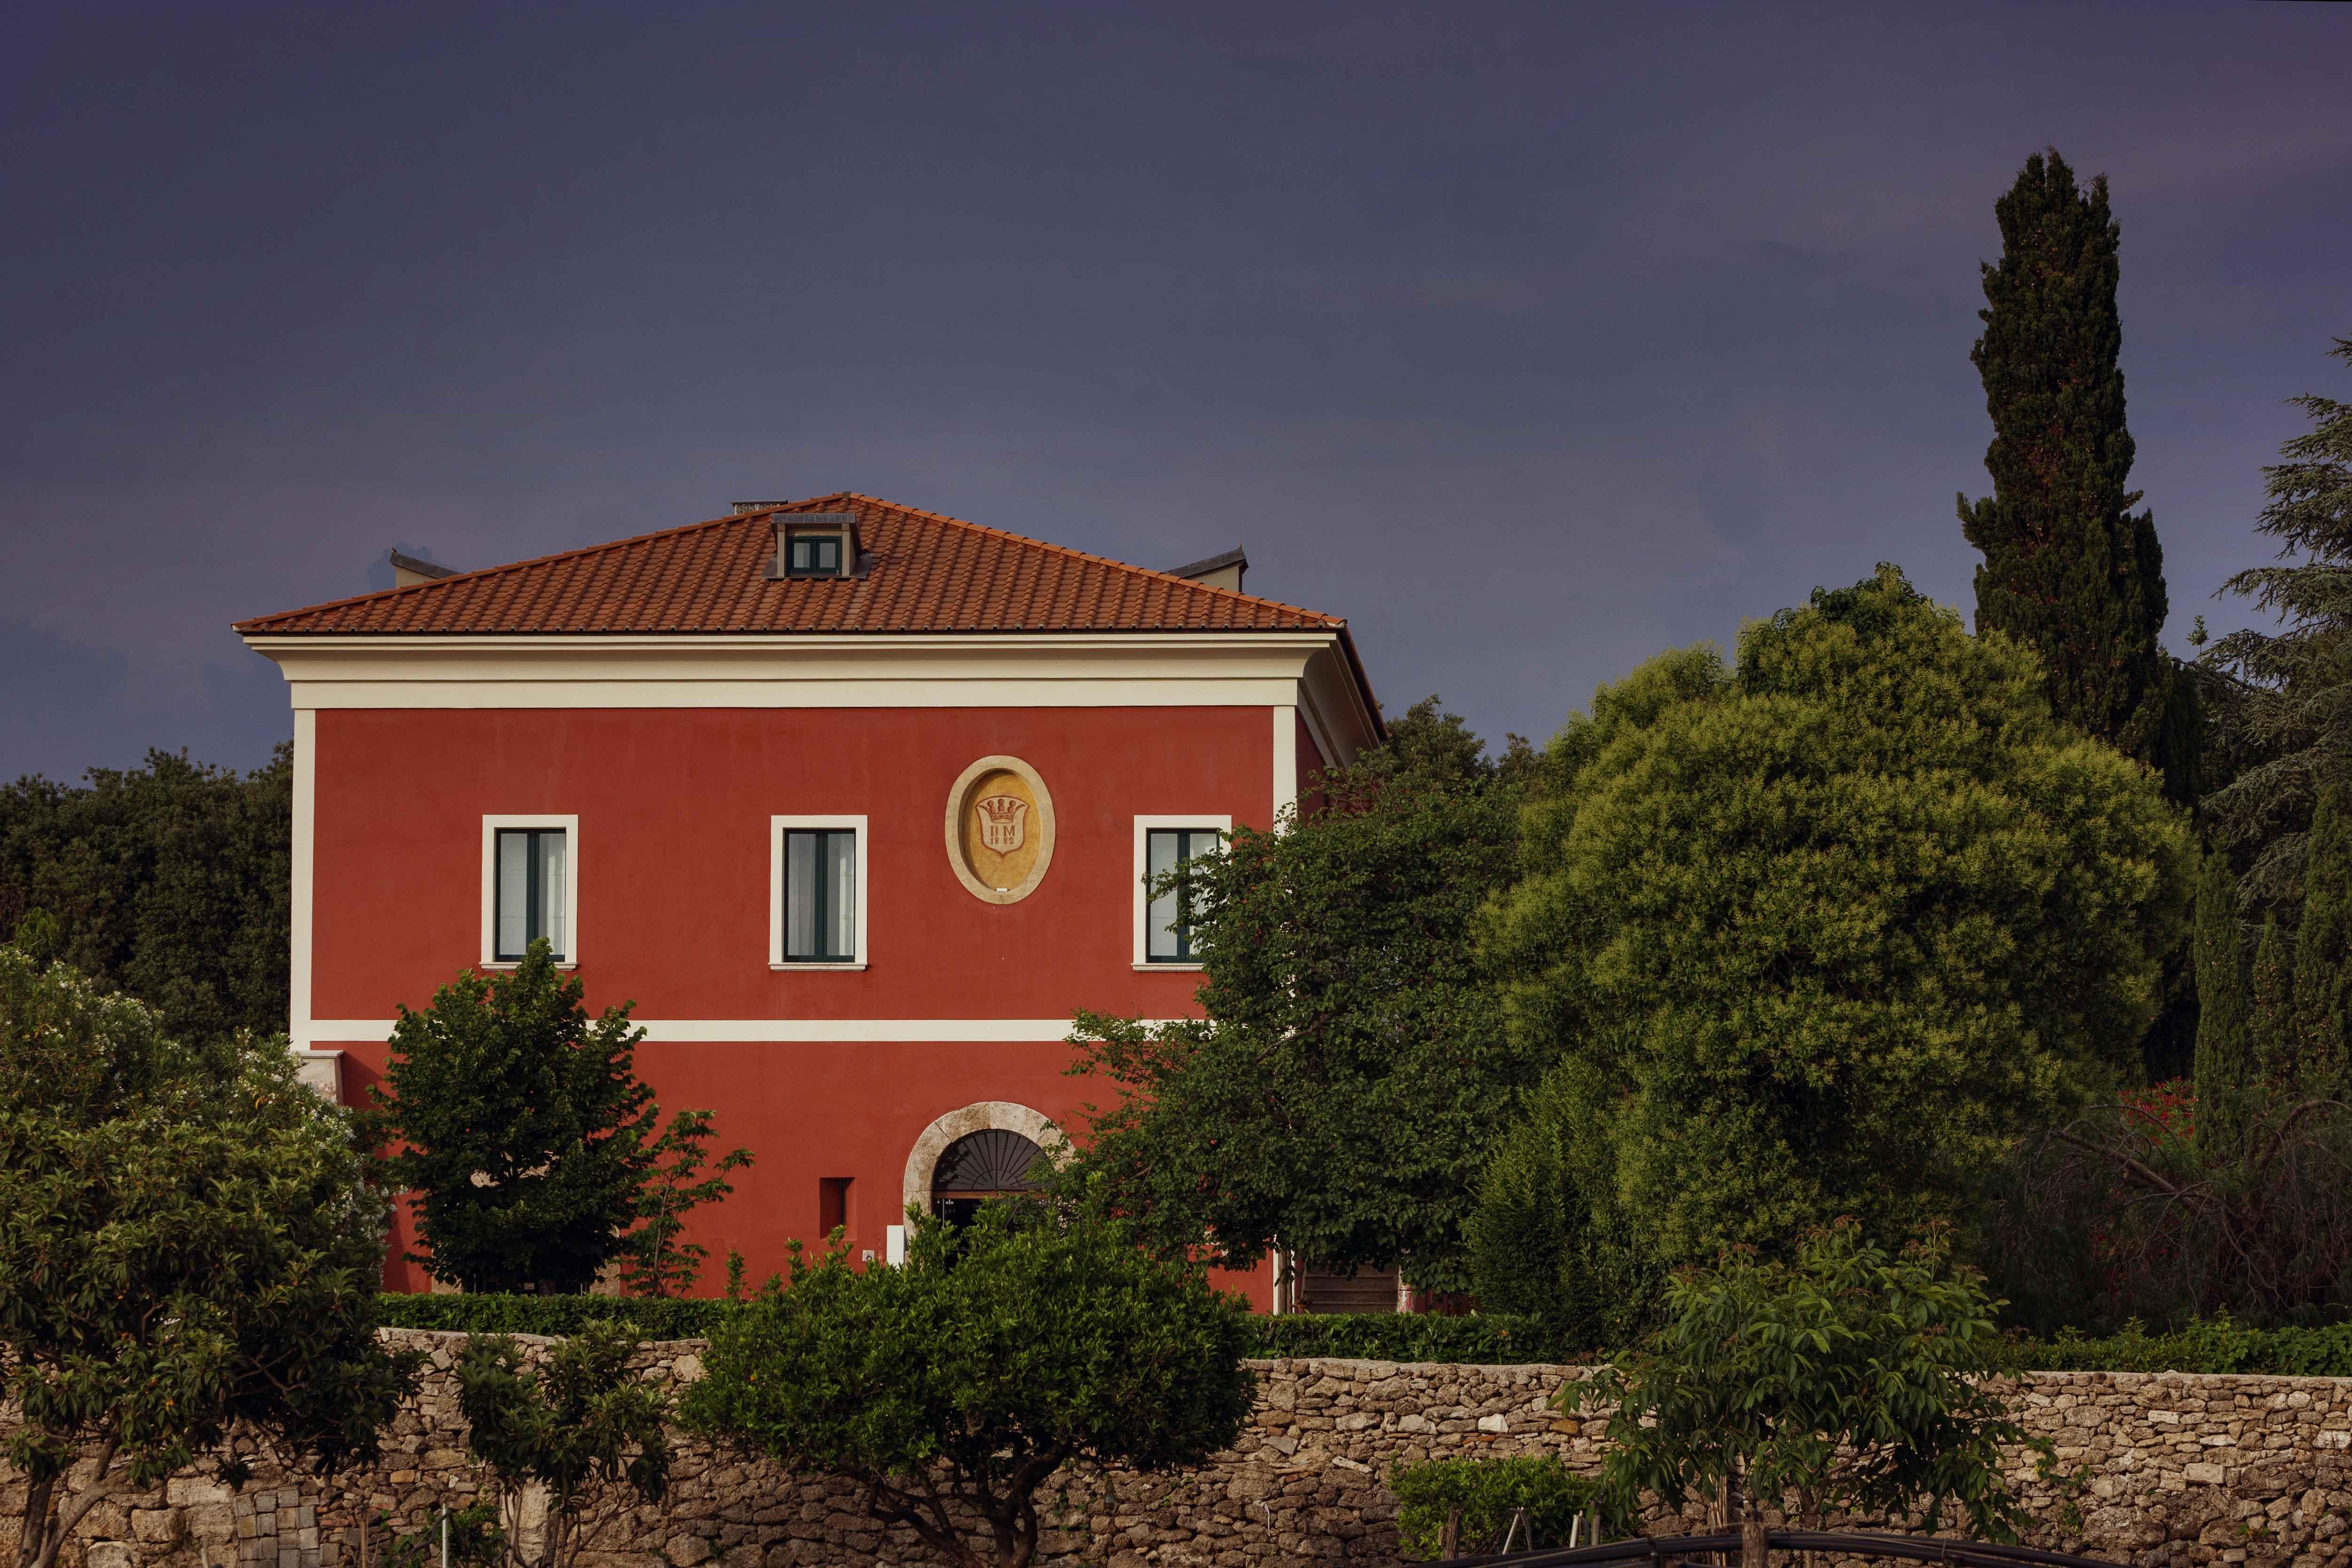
[{"x1": 787, "y1": 535, "x2": 843, "y2": 576}]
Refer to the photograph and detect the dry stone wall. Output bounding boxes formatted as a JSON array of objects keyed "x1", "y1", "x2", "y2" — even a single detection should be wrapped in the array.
[{"x1": 5, "y1": 1331, "x2": 2349, "y2": 1568}]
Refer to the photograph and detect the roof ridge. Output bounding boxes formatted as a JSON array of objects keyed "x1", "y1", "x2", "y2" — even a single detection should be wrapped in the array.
[
  {"x1": 827, "y1": 492, "x2": 1344, "y2": 627},
  {"x1": 236, "y1": 509, "x2": 762, "y2": 629}
]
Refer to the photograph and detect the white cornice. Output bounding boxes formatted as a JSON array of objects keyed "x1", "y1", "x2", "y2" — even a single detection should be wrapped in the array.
[{"x1": 240, "y1": 631, "x2": 1380, "y2": 759}]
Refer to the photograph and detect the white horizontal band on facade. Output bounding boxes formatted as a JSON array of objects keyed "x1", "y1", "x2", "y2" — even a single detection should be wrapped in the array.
[{"x1": 298, "y1": 1017, "x2": 1159, "y2": 1046}]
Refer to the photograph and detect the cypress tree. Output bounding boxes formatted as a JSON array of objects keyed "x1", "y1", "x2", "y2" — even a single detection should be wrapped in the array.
[
  {"x1": 2190, "y1": 856, "x2": 2251, "y2": 1155},
  {"x1": 2293, "y1": 784, "x2": 2352, "y2": 1093},
  {"x1": 1959, "y1": 149, "x2": 2186, "y2": 794},
  {"x1": 2248, "y1": 915, "x2": 2297, "y2": 1079}
]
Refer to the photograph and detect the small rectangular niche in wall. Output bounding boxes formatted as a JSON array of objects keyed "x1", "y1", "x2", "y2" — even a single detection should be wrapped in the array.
[{"x1": 818, "y1": 1176, "x2": 852, "y2": 1244}]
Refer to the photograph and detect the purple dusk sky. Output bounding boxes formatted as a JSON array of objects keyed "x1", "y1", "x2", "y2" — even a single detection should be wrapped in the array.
[{"x1": 3, "y1": 2, "x2": 2348, "y2": 780}]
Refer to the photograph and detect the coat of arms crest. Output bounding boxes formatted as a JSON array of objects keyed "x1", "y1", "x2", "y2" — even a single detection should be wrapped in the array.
[{"x1": 974, "y1": 794, "x2": 1029, "y2": 854}]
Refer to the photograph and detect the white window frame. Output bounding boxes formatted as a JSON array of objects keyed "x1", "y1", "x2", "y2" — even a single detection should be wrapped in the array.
[
  {"x1": 1132, "y1": 814, "x2": 1231, "y2": 970},
  {"x1": 480, "y1": 814, "x2": 580, "y2": 970},
  {"x1": 770, "y1": 815, "x2": 869, "y2": 970}
]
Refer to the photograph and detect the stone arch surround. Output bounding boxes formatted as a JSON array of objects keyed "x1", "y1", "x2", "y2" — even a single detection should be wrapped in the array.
[{"x1": 899, "y1": 1100, "x2": 1064, "y2": 1215}]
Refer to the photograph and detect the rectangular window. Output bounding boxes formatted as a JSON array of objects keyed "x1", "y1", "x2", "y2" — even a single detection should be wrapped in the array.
[
  {"x1": 1145, "y1": 827, "x2": 1221, "y2": 962},
  {"x1": 783, "y1": 828, "x2": 858, "y2": 961},
  {"x1": 494, "y1": 828, "x2": 569, "y2": 961},
  {"x1": 786, "y1": 533, "x2": 844, "y2": 577}
]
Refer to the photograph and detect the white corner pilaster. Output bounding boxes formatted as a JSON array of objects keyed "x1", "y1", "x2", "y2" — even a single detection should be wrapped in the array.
[
  {"x1": 290, "y1": 707, "x2": 316, "y2": 1053},
  {"x1": 1272, "y1": 703, "x2": 1298, "y2": 830}
]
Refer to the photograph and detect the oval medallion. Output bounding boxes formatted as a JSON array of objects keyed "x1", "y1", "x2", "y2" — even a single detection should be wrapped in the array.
[{"x1": 944, "y1": 755, "x2": 1056, "y2": 904}]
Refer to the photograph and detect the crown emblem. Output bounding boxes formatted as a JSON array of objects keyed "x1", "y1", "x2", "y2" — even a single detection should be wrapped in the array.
[{"x1": 975, "y1": 794, "x2": 1029, "y2": 854}]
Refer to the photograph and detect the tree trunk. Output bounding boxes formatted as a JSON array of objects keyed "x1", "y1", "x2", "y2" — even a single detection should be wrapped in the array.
[
  {"x1": 15, "y1": 1472, "x2": 57, "y2": 1568},
  {"x1": 1741, "y1": 1513, "x2": 1769, "y2": 1568},
  {"x1": 1441, "y1": 1506, "x2": 1462, "y2": 1560},
  {"x1": 25, "y1": 1436, "x2": 125, "y2": 1568}
]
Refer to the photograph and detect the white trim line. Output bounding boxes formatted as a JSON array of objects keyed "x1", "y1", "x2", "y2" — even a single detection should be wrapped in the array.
[
  {"x1": 1132, "y1": 814, "x2": 1231, "y2": 968},
  {"x1": 769, "y1": 815, "x2": 870, "y2": 968},
  {"x1": 302, "y1": 1017, "x2": 1170, "y2": 1043},
  {"x1": 480, "y1": 815, "x2": 580, "y2": 969},
  {"x1": 289, "y1": 710, "x2": 316, "y2": 1055}
]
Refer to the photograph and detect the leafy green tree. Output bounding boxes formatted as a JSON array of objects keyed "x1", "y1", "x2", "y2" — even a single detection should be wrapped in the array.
[
  {"x1": 1464, "y1": 1070, "x2": 1659, "y2": 1349},
  {"x1": 1061, "y1": 706, "x2": 1539, "y2": 1294},
  {"x1": 0, "y1": 948, "x2": 417, "y2": 1568},
  {"x1": 684, "y1": 1202, "x2": 1254, "y2": 1568},
  {"x1": 455, "y1": 1320, "x2": 673, "y2": 1568},
  {"x1": 1957, "y1": 149, "x2": 2190, "y2": 794},
  {"x1": 2199, "y1": 333, "x2": 2352, "y2": 901},
  {"x1": 0, "y1": 747, "x2": 290, "y2": 1043},
  {"x1": 2190, "y1": 855, "x2": 2253, "y2": 1157},
  {"x1": 1360, "y1": 693, "x2": 1537, "y2": 791},
  {"x1": 1569, "y1": 1222, "x2": 2042, "y2": 1564},
  {"x1": 620, "y1": 1109, "x2": 754, "y2": 1298},
  {"x1": 2292, "y1": 784, "x2": 2352, "y2": 1092},
  {"x1": 2249, "y1": 915, "x2": 2296, "y2": 1076},
  {"x1": 378, "y1": 1503, "x2": 505, "y2": 1568},
  {"x1": 373, "y1": 941, "x2": 750, "y2": 1294},
  {"x1": 1482, "y1": 566, "x2": 2192, "y2": 1266}
]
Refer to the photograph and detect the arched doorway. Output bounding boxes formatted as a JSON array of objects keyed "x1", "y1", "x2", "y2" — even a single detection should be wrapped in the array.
[
  {"x1": 928, "y1": 1128, "x2": 1046, "y2": 1226},
  {"x1": 899, "y1": 1101, "x2": 1063, "y2": 1221}
]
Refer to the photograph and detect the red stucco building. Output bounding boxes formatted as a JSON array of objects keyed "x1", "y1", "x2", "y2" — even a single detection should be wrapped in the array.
[{"x1": 235, "y1": 494, "x2": 1383, "y2": 1307}]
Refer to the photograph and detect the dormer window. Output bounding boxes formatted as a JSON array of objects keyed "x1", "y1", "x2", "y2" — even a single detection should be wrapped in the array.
[{"x1": 773, "y1": 512, "x2": 859, "y2": 580}]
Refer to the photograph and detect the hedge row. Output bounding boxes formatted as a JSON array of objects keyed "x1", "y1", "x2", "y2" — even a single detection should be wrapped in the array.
[
  {"x1": 1980, "y1": 1318, "x2": 2352, "y2": 1378},
  {"x1": 371, "y1": 1296, "x2": 2352, "y2": 1375},
  {"x1": 367, "y1": 1294, "x2": 1571, "y2": 1355},
  {"x1": 374, "y1": 1293, "x2": 735, "y2": 1339}
]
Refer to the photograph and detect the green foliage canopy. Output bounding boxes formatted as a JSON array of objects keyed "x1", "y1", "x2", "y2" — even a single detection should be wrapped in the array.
[
  {"x1": 373, "y1": 940, "x2": 749, "y2": 1295},
  {"x1": 1569, "y1": 1223, "x2": 2042, "y2": 1553},
  {"x1": 0, "y1": 948, "x2": 417, "y2": 1568},
  {"x1": 2199, "y1": 333, "x2": 2352, "y2": 903},
  {"x1": 1482, "y1": 566, "x2": 2193, "y2": 1267},
  {"x1": 1465, "y1": 1068, "x2": 1660, "y2": 1349},
  {"x1": 456, "y1": 1320, "x2": 673, "y2": 1568},
  {"x1": 683, "y1": 1202, "x2": 1255, "y2": 1568},
  {"x1": 0, "y1": 747, "x2": 290, "y2": 1043},
  {"x1": 1060, "y1": 699, "x2": 1539, "y2": 1294}
]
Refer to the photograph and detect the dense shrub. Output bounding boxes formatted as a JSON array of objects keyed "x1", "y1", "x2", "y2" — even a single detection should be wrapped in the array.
[
  {"x1": 1975, "y1": 1087, "x2": 2352, "y2": 1334},
  {"x1": 1389, "y1": 1455, "x2": 1614, "y2": 1560}
]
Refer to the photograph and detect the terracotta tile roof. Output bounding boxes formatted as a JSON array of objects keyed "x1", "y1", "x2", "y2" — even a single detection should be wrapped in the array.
[{"x1": 234, "y1": 494, "x2": 1348, "y2": 637}]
